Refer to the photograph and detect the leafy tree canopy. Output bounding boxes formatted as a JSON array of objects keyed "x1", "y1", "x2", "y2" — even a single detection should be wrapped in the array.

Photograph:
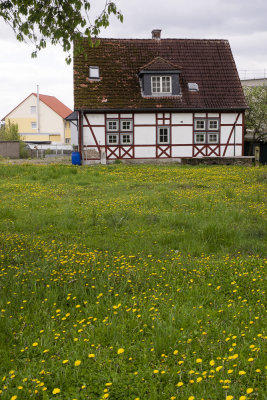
[
  {"x1": 0, "y1": 0, "x2": 123, "y2": 63},
  {"x1": 244, "y1": 85, "x2": 267, "y2": 142}
]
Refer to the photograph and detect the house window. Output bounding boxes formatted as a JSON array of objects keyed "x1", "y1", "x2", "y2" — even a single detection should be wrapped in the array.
[
  {"x1": 89, "y1": 66, "x2": 100, "y2": 79},
  {"x1": 121, "y1": 134, "x2": 132, "y2": 144},
  {"x1": 31, "y1": 106, "x2": 36, "y2": 114},
  {"x1": 31, "y1": 122, "x2": 37, "y2": 129},
  {"x1": 121, "y1": 120, "x2": 133, "y2": 131},
  {"x1": 194, "y1": 133, "x2": 205, "y2": 144},
  {"x1": 208, "y1": 120, "x2": 219, "y2": 130},
  {"x1": 107, "y1": 134, "x2": 119, "y2": 145},
  {"x1": 195, "y1": 120, "x2": 206, "y2": 130},
  {"x1": 65, "y1": 138, "x2": 70, "y2": 144},
  {"x1": 158, "y1": 127, "x2": 170, "y2": 144},
  {"x1": 107, "y1": 120, "x2": 119, "y2": 131},
  {"x1": 152, "y1": 76, "x2": 171, "y2": 93},
  {"x1": 207, "y1": 133, "x2": 219, "y2": 143}
]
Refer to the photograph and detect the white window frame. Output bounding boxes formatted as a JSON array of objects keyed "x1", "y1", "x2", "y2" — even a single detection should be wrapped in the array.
[
  {"x1": 31, "y1": 122, "x2": 37, "y2": 129},
  {"x1": 120, "y1": 120, "x2": 133, "y2": 131},
  {"x1": 89, "y1": 66, "x2": 100, "y2": 79},
  {"x1": 151, "y1": 76, "x2": 172, "y2": 94},
  {"x1": 121, "y1": 133, "x2": 133, "y2": 145},
  {"x1": 194, "y1": 133, "x2": 206, "y2": 144},
  {"x1": 207, "y1": 133, "x2": 219, "y2": 144},
  {"x1": 107, "y1": 134, "x2": 119, "y2": 145},
  {"x1": 31, "y1": 106, "x2": 36, "y2": 114},
  {"x1": 106, "y1": 120, "x2": 119, "y2": 132},
  {"x1": 157, "y1": 127, "x2": 170, "y2": 144},
  {"x1": 194, "y1": 119, "x2": 206, "y2": 131},
  {"x1": 208, "y1": 119, "x2": 219, "y2": 130}
]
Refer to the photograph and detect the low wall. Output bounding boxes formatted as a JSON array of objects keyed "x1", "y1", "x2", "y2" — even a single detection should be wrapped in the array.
[{"x1": 0, "y1": 141, "x2": 20, "y2": 159}]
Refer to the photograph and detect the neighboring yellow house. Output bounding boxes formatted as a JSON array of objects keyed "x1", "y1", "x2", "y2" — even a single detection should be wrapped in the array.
[{"x1": 2, "y1": 93, "x2": 73, "y2": 144}]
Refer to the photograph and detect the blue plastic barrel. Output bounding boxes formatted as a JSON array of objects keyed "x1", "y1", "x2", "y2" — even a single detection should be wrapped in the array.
[{"x1": 72, "y1": 152, "x2": 81, "y2": 165}]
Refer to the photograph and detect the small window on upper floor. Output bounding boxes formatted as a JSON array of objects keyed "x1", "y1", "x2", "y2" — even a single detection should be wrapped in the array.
[
  {"x1": 31, "y1": 106, "x2": 36, "y2": 114},
  {"x1": 89, "y1": 66, "x2": 100, "y2": 79},
  {"x1": 208, "y1": 120, "x2": 219, "y2": 130},
  {"x1": 151, "y1": 76, "x2": 171, "y2": 94},
  {"x1": 31, "y1": 122, "x2": 37, "y2": 129},
  {"x1": 195, "y1": 120, "x2": 206, "y2": 130}
]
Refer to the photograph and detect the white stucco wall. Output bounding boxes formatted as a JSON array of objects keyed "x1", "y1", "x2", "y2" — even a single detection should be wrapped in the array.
[{"x1": 82, "y1": 111, "x2": 244, "y2": 160}]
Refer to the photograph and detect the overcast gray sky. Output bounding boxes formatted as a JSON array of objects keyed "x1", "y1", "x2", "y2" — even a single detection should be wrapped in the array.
[{"x1": 0, "y1": 0, "x2": 267, "y2": 118}]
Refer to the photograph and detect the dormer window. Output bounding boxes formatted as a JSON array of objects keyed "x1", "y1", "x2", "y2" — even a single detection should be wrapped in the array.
[
  {"x1": 89, "y1": 66, "x2": 100, "y2": 79},
  {"x1": 151, "y1": 76, "x2": 171, "y2": 93}
]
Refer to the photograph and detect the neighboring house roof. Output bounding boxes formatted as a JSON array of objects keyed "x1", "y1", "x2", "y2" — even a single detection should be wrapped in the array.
[
  {"x1": 2, "y1": 93, "x2": 72, "y2": 120},
  {"x1": 74, "y1": 37, "x2": 247, "y2": 111},
  {"x1": 33, "y1": 94, "x2": 72, "y2": 119}
]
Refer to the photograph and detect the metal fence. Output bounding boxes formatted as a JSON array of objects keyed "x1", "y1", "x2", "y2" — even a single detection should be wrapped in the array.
[{"x1": 239, "y1": 69, "x2": 267, "y2": 80}]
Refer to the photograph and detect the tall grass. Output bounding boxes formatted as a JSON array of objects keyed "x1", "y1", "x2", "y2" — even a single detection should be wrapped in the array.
[{"x1": 0, "y1": 164, "x2": 266, "y2": 400}]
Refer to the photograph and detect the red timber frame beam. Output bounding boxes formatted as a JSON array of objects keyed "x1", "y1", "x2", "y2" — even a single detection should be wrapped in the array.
[
  {"x1": 83, "y1": 114, "x2": 101, "y2": 154},
  {"x1": 223, "y1": 113, "x2": 241, "y2": 156}
]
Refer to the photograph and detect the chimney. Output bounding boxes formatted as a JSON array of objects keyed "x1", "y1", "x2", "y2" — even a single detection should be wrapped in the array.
[{"x1": 152, "y1": 29, "x2": 161, "y2": 40}]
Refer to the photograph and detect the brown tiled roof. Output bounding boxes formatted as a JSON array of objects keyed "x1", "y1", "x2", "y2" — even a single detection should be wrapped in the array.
[
  {"x1": 74, "y1": 38, "x2": 247, "y2": 111},
  {"x1": 140, "y1": 57, "x2": 182, "y2": 71}
]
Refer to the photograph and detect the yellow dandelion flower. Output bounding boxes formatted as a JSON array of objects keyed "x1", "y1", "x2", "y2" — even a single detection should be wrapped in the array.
[
  {"x1": 226, "y1": 396, "x2": 234, "y2": 400},
  {"x1": 153, "y1": 370, "x2": 159, "y2": 374},
  {"x1": 239, "y1": 396, "x2": 247, "y2": 400},
  {"x1": 209, "y1": 360, "x2": 215, "y2": 366},
  {"x1": 88, "y1": 354, "x2": 95, "y2": 358},
  {"x1": 239, "y1": 371, "x2": 246, "y2": 375},
  {"x1": 52, "y1": 388, "x2": 61, "y2": 394},
  {"x1": 188, "y1": 396, "x2": 195, "y2": 400},
  {"x1": 246, "y1": 388, "x2": 253, "y2": 394},
  {"x1": 196, "y1": 377, "x2": 202, "y2": 382},
  {"x1": 105, "y1": 383, "x2": 112, "y2": 386},
  {"x1": 196, "y1": 358, "x2": 202, "y2": 363},
  {"x1": 117, "y1": 348, "x2": 124, "y2": 355},
  {"x1": 173, "y1": 350, "x2": 178, "y2": 355},
  {"x1": 176, "y1": 382, "x2": 183, "y2": 387},
  {"x1": 32, "y1": 342, "x2": 38, "y2": 347},
  {"x1": 62, "y1": 360, "x2": 69, "y2": 364},
  {"x1": 74, "y1": 360, "x2": 81, "y2": 366},
  {"x1": 11, "y1": 396, "x2": 17, "y2": 400}
]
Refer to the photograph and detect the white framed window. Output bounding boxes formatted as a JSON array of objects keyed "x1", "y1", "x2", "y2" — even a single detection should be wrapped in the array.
[
  {"x1": 121, "y1": 134, "x2": 132, "y2": 145},
  {"x1": 65, "y1": 138, "x2": 70, "y2": 144},
  {"x1": 194, "y1": 133, "x2": 205, "y2": 144},
  {"x1": 207, "y1": 133, "x2": 219, "y2": 143},
  {"x1": 195, "y1": 120, "x2": 206, "y2": 130},
  {"x1": 208, "y1": 120, "x2": 219, "y2": 130},
  {"x1": 158, "y1": 127, "x2": 170, "y2": 144},
  {"x1": 31, "y1": 122, "x2": 37, "y2": 129},
  {"x1": 121, "y1": 120, "x2": 133, "y2": 131},
  {"x1": 107, "y1": 120, "x2": 119, "y2": 131},
  {"x1": 31, "y1": 106, "x2": 36, "y2": 114},
  {"x1": 152, "y1": 76, "x2": 171, "y2": 93},
  {"x1": 89, "y1": 66, "x2": 100, "y2": 79},
  {"x1": 107, "y1": 134, "x2": 119, "y2": 145}
]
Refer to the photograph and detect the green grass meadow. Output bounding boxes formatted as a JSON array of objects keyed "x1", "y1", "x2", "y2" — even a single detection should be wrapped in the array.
[{"x1": 0, "y1": 164, "x2": 266, "y2": 400}]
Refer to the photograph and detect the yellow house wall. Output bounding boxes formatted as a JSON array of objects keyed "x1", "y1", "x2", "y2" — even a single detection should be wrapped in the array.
[
  {"x1": 22, "y1": 134, "x2": 51, "y2": 142},
  {"x1": 5, "y1": 93, "x2": 68, "y2": 144},
  {"x1": 65, "y1": 122, "x2": 71, "y2": 139}
]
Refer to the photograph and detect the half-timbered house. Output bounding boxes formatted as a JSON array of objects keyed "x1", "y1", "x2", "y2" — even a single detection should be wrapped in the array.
[{"x1": 74, "y1": 30, "x2": 247, "y2": 163}]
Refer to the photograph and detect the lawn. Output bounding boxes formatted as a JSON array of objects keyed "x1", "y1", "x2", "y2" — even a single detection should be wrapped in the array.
[{"x1": 0, "y1": 164, "x2": 266, "y2": 400}]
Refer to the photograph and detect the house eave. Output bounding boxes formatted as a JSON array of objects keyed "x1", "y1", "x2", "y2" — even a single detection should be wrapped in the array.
[{"x1": 75, "y1": 106, "x2": 247, "y2": 114}]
